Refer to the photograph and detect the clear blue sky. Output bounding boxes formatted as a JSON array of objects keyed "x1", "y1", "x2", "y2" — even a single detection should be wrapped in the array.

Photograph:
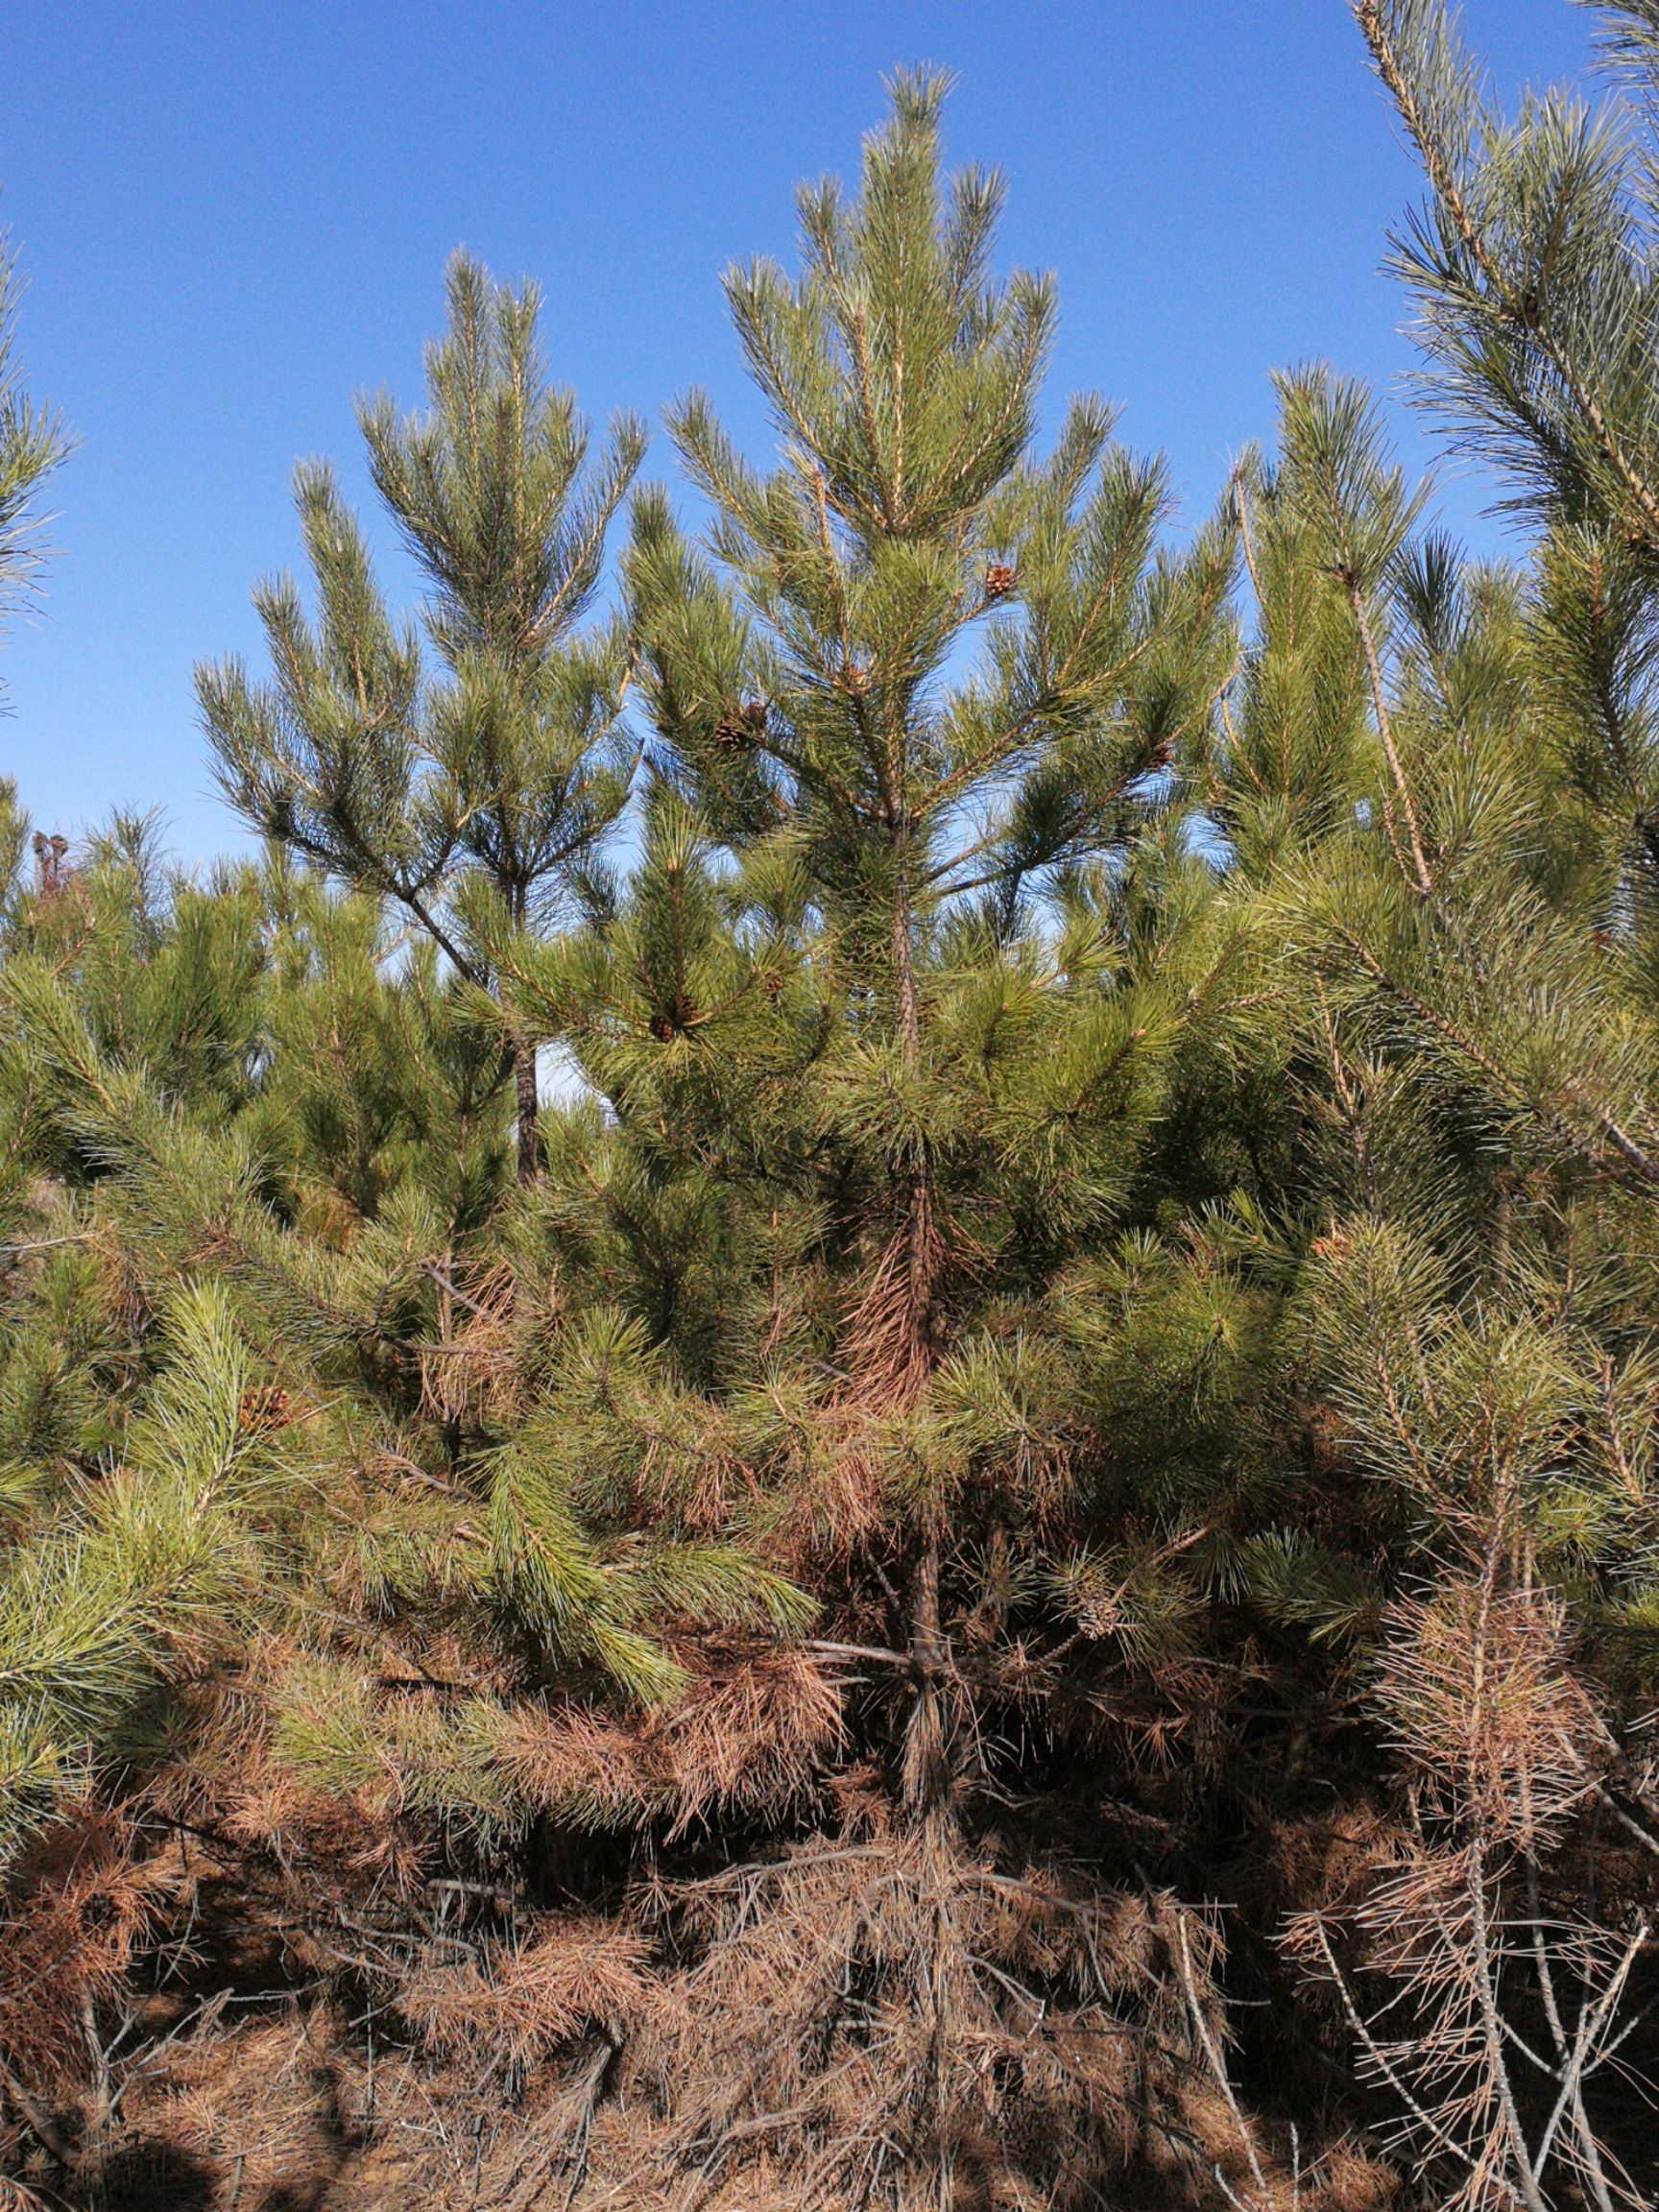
[{"x1": 1, "y1": 0, "x2": 1599, "y2": 862}]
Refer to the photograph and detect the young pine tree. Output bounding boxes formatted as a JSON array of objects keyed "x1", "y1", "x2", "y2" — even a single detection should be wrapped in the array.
[
  {"x1": 492, "y1": 69, "x2": 1273, "y2": 2207},
  {"x1": 1177, "y1": 8, "x2": 1659, "y2": 2179},
  {"x1": 199, "y1": 254, "x2": 646, "y2": 1179}
]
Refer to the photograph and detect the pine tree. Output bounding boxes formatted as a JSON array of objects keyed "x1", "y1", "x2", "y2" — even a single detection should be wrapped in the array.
[
  {"x1": 8, "y1": 34, "x2": 1659, "y2": 2212},
  {"x1": 1149, "y1": 11, "x2": 1659, "y2": 2192},
  {"x1": 0, "y1": 234, "x2": 70, "y2": 690},
  {"x1": 484, "y1": 69, "x2": 1281, "y2": 2205},
  {"x1": 199, "y1": 253, "x2": 646, "y2": 1180}
]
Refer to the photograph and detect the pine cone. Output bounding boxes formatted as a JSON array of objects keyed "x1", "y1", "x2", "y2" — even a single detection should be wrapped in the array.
[
  {"x1": 715, "y1": 699, "x2": 767, "y2": 750},
  {"x1": 31, "y1": 831, "x2": 70, "y2": 898},
  {"x1": 237, "y1": 1383, "x2": 293, "y2": 1434},
  {"x1": 1148, "y1": 739, "x2": 1175, "y2": 770},
  {"x1": 984, "y1": 563, "x2": 1017, "y2": 599},
  {"x1": 648, "y1": 1012, "x2": 675, "y2": 1041},
  {"x1": 1075, "y1": 1593, "x2": 1118, "y2": 1638}
]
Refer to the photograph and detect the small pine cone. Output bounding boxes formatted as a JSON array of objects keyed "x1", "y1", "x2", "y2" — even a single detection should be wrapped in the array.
[
  {"x1": 984, "y1": 562, "x2": 1017, "y2": 599},
  {"x1": 238, "y1": 1382, "x2": 293, "y2": 1434},
  {"x1": 1075, "y1": 1593, "x2": 1117, "y2": 1639},
  {"x1": 1148, "y1": 739, "x2": 1175, "y2": 770},
  {"x1": 648, "y1": 1012, "x2": 675, "y2": 1041},
  {"x1": 715, "y1": 700, "x2": 767, "y2": 749},
  {"x1": 32, "y1": 831, "x2": 70, "y2": 898}
]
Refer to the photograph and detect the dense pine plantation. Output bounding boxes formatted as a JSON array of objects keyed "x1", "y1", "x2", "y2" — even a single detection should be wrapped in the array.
[{"x1": 10, "y1": 7, "x2": 1659, "y2": 2206}]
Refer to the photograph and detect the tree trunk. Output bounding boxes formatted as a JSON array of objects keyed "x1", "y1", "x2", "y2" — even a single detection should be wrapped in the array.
[
  {"x1": 514, "y1": 1034, "x2": 540, "y2": 1184},
  {"x1": 891, "y1": 819, "x2": 922, "y2": 1064},
  {"x1": 889, "y1": 815, "x2": 951, "y2": 1829},
  {"x1": 904, "y1": 1520, "x2": 951, "y2": 1824}
]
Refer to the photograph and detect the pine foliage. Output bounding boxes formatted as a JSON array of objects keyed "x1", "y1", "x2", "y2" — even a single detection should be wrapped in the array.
[
  {"x1": 0, "y1": 238, "x2": 70, "y2": 698},
  {"x1": 5, "y1": 24, "x2": 1659, "y2": 2212},
  {"x1": 198, "y1": 254, "x2": 646, "y2": 1180}
]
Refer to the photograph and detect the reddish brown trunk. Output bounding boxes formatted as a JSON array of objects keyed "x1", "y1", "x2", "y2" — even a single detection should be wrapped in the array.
[
  {"x1": 514, "y1": 1035, "x2": 540, "y2": 1185},
  {"x1": 903, "y1": 1521, "x2": 951, "y2": 1825},
  {"x1": 887, "y1": 817, "x2": 952, "y2": 1832},
  {"x1": 891, "y1": 820, "x2": 921, "y2": 1062}
]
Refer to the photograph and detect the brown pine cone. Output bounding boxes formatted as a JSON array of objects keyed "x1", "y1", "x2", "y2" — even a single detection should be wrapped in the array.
[{"x1": 237, "y1": 1383, "x2": 293, "y2": 1434}]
